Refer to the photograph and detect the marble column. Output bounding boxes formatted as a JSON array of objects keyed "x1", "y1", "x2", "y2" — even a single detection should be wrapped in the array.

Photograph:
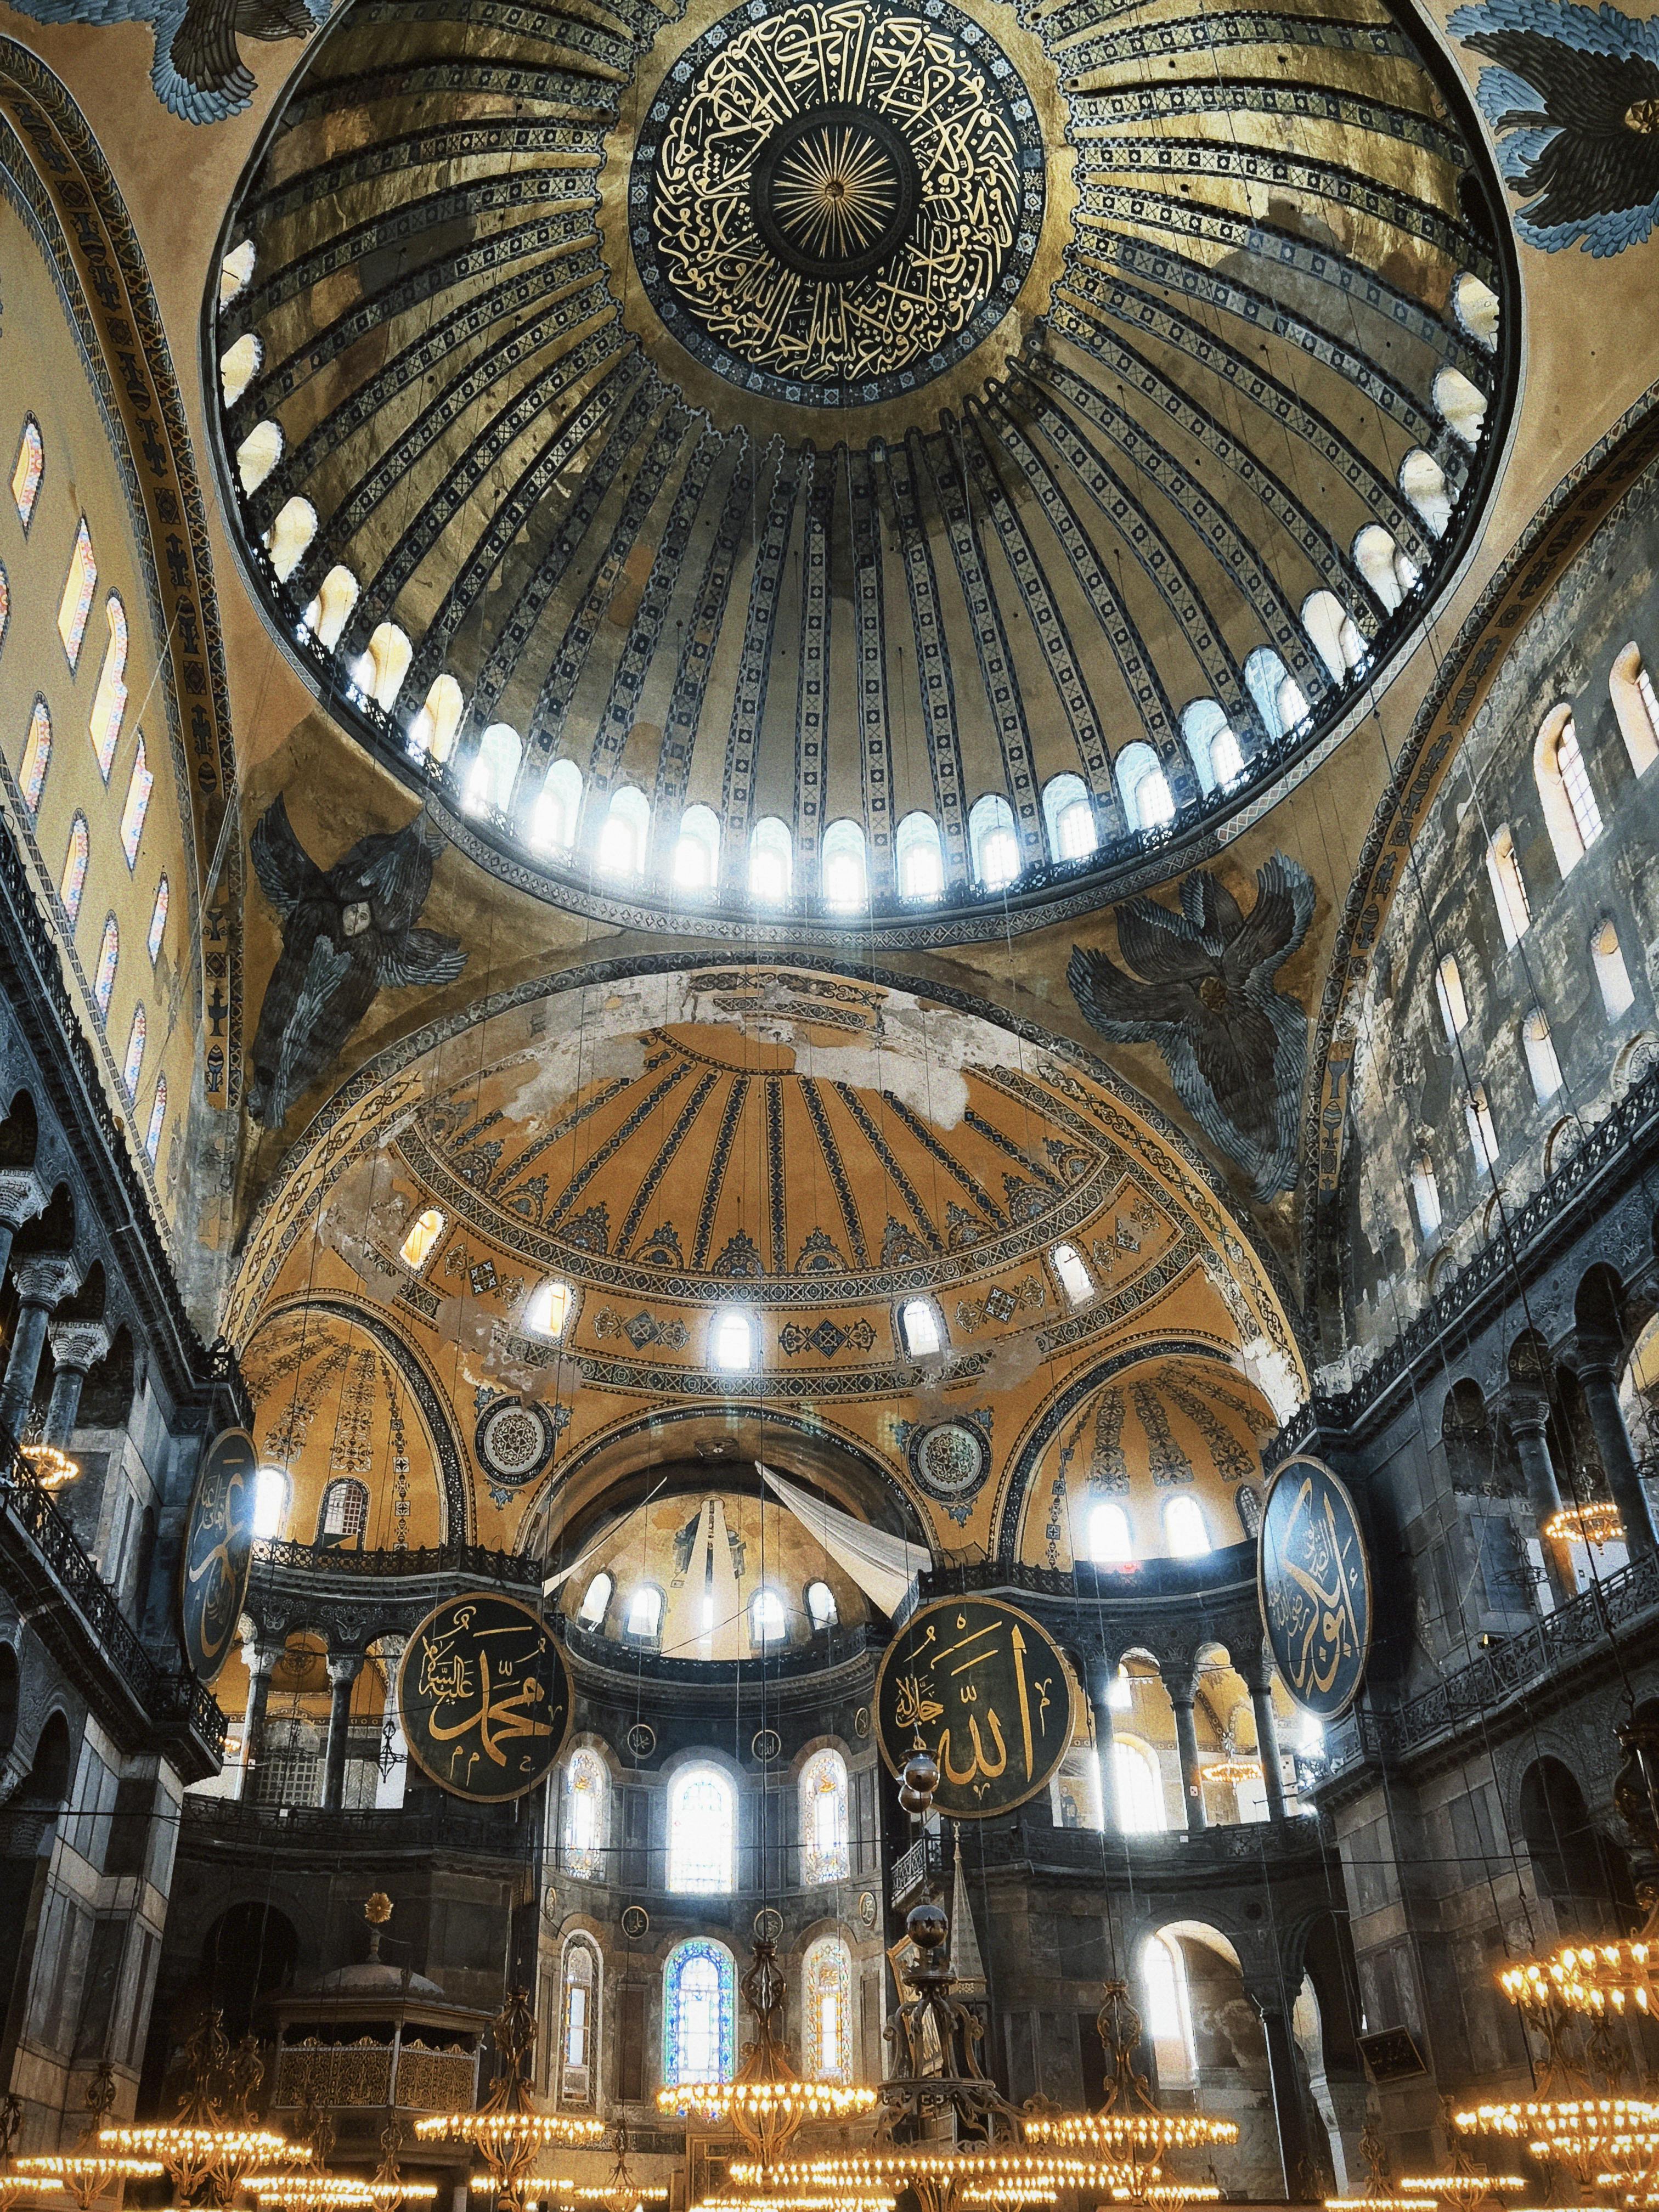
[
  {"x1": 1087, "y1": 1659, "x2": 1120, "y2": 1832},
  {"x1": 1171, "y1": 1691, "x2": 1206, "y2": 1835},
  {"x1": 0, "y1": 1255, "x2": 78, "y2": 1446},
  {"x1": 1255, "y1": 1995, "x2": 1317, "y2": 2199},
  {"x1": 1247, "y1": 1674, "x2": 1288, "y2": 1823},
  {"x1": 323, "y1": 1653, "x2": 363, "y2": 1810},
  {"x1": 1506, "y1": 1391, "x2": 1575, "y2": 1603},
  {"x1": 237, "y1": 1640, "x2": 281, "y2": 1799},
  {"x1": 42, "y1": 1319, "x2": 109, "y2": 1451},
  {"x1": 1577, "y1": 1353, "x2": 1658, "y2": 1555},
  {"x1": 0, "y1": 1167, "x2": 47, "y2": 1288}
]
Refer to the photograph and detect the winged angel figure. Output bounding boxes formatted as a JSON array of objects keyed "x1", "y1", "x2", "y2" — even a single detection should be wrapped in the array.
[
  {"x1": 1449, "y1": 0, "x2": 1659, "y2": 255},
  {"x1": 247, "y1": 797, "x2": 466, "y2": 1130},
  {"x1": 7, "y1": 0, "x2": 330, "y2": 123},
  {"x1": 1067, "y1": 854, "x2": 1315, "y2": 1201}
]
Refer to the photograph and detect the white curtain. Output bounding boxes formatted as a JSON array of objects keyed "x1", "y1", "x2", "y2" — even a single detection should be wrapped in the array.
[{"x1": 757, "y1": 1462, "x2": 930, "y2": 1616}]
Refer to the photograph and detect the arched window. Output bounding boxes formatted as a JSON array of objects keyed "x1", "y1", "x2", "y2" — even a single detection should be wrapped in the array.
[
  {"x1": 1593, "y1": 919, "x2": 1635, "y2": 1018},
  {"x1": 1435, "y1": 953, "x2": 1470, "y2": 1042},
  {"x1": 303, "y1": 566, "x2": 359, "y2": 652},
  {"x1": 1089, "y1": 1500, "x2": 1134, "y2": 1566},
  {"x1": 577, "y1": 1571, "x2": 613, "y2": 1628},
  {"x1": 0, "y1": 565, "x2": 9, "y2": 652},
  {"x1": 896, "y1": 810, "x2": 944, "y2": 897},
  {"x1": 668, "y1": 1767, "x2": 735, "y2": 1894},
  {"x1": 235, "y1": 420, "x2": 283, "y2": 495},
  {"x1": 1163, "y1": 1495, "x2": 1210, "y2": 1558},
  {"x1": 120, "y1": 736, "x2": 153, "y2": 867},
  {"x1": 821, "y1": 819, "x2": 868, "y2": 910},
  {"x1": 58, "y1": 520, "x2": 97, "y2": 668},
  {"x1": 399, "y1": 1206, "x2": 446, "y2": 1271},
  {"x1": 626, "y1": 1583, "x2": 664, "y2": 1641},
  {"x1": 219, "y1": 239, "x2": 256, "y2": 304},
  {"x1": 469, "y1": 723, "x2": 521, "y2": 814},
  {"x1": 1454, "y1": 273, "x2": 1500, "y2": 350},
  {"x1": 1353, "y1": 524, "x2": 1417, "y2": 614},
  {"x1": 1115, "y1": 743, "x2": 1175, "y2": 833},
  {"x1": 712, "y1": 1308, "x2": 754, "y2": 1373},
  {"x1": 751, "y1": 1588, "x2": 787, "y2": 1644},
  {"x1": 121, "y1": 1006, "x2": 146, "y2": 1101},
  {"x1": 1400, "y1": 449, "x2": 1451, "y2": 537},
  {"x1": 1180, "y1": 701, "x2": 1242, "y2": 795},
  {"x1": 220, "y1": 331, "x2": 262, "y2": 407},
  {"x1": 1052, "y1": 1242, "x2": 1093, "y2": 1307},
  {"x1": 805, "y1": 1580, "x2": 837, "y2": 1630},
  {"x1": 1465, "y1": 1084, "x2": 1499, "y2": 1172},
  {"x1": 898, "y1": 1297, "x2": 943, "y2": 1357},
  {"x1": 93, "y1": 917, "x2": 119, "y2": 1018},
  {"x1": 405, "y1": 673, "x2": 463, "y2": 765},
  {"x1": 20, "y1": 699, "x2": 51, "y2": 815},
  {"x1": 599, "y1": 785, "x2": 650, "y2": 878},
  {"x1": 11, "y1": 417, "x2": 43, "y2": 529},
  {"x1": 1534, "y1": 706, "x2": 1601, "y2": 874},
  {"x1": 800, "y1": 1748, "x2": 850, "y2": 1883},
  {"x1": 317, "y1": 1477, "x2": 369, "y2": 1547},
  {"x1": 1434, "y1": 367, "x2": 1488, "y2": 448},
  {"x1": 663, "y1": 1938, "x2": 735, "y2": 2083},
  {"x1": 563, "y1": 1747, "x2": 607, "y2": 1879},
  {"x1": 1611, "y1": 643, "x2": 1659, "y2": 777},
  {"x1": 803, "y1": 1935, "x2": 853, "y2": 2084},
  {"x1": 535, "y1": 758, "x2": 584, "y2": 852},
  {"x1": 1522, "y1": 1010, "x2": 1563, "y2": 1105},
  {"x1": 1301, "y1": 591, "x2": 1367, "y2": 682},
  {"x1": 1043, "y1": 774, "x2": 1096, "y2": 860},
  {"x1": 1410, "y1": 1156, "x2": 1442, "y2": 1239},
  {"x1": 1486, "y1": 827, "x2": 1531, "y2": 947},
  {"x1": 1112, "y1": 1739, "x2": 1165, "y2": 1832},
  {"x1": 558, "y1": 1934, "x2": 600, "y2": 2102},
  {"x1": 251, "y1": 1465, "x2": 289, "y2": 1540},
  {"x1": 89, "y1": 597, "x2": 128, "y2": 780},
  {"x1": 147, "y1": 878, "x2": 170, "y2": 966},
  {"x1": 1141, "y1": 1934, "x2": 1196, "y2": 2087},
  {"x1": 267, "y1": 496, "x2": 317, "y2": 586},
  {"x1": 60, "y1": 814, "x2": 89, "y2": 926},
  {"x1": 749, "y1": 816, "x2": 793, "y2": 904},
  {"x1": 523, "y1": 1278, "x2": 573, "y2": 1340},
  {"x1": 1244, "y1": 648, "x2": 1308, "y2": 741},
  {"x1": 674, "y1": 803, "x2": 721, "y2": 892},
  {"x1": 144, "y1": 1077, "x2": 166, "y2": 1165},
  {"x1": 969, "y1": 793, "x2": 1019, "y2": 889}
]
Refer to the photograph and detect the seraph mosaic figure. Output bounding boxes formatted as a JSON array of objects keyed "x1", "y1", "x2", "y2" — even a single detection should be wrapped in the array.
[
  {"x1": 7, "y1": 0, "x2": 329, "y2": 123},
  {"x1": 1068, "y1": 853, "x2": 1315, "y2": 1202},
  {"x1": 1449, "y1": 0, "x2": 1659, "y2": 255},
  {"x1": 248, "y1": 796, "x2": 466, "y2": 1129}
]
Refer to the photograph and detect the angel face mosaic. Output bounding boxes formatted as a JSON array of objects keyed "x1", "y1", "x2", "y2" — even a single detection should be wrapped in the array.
[{"x1": 631, "y1": 0, "x2": 1045, "y2": 403}]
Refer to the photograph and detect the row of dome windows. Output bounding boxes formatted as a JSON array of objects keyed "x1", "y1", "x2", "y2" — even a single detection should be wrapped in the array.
[
  {"x1": 574, "y1": 1571, "x2": 839, "y2": 1645},
  {"x1": 216, "y1": 238, "x2": 1491, "y2": 911},
  {"x1": 559, "y1": 1747, "x2": 854, "y2": 1891}
]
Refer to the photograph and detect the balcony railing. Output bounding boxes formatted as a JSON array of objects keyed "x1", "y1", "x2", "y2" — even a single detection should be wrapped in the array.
[
  {"x1": 252, "y1": 1537, "x2": 543, "y2": 1583},
  {"x1": 889, "y1": 1809, "x2": 1325, "y2": 1905},
  {"x1": 183, "y1": 1796, "x2": 534, "y2": 1857}
]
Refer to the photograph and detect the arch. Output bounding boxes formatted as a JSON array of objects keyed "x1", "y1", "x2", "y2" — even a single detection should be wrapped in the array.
[
  {"x1": 625, "y1": 1582, "x2": 664, "y2": 1641},
  {"x1": 1352, "y1": 524, "x2": 1417, "y2": 613},
  {"x1": 1163, "y1": 1494, "x2": 1211, "y2": 1558},
  {"x1": 1593, "y1": 918, "x2": 1635, "y2": 1018},
  {"x1": 399, "y1": 1206, "x2": 445, "y2": 1271},
  {"x1": 1116, "y1": 742, "x2": 1175, "y2": 832},
  {"x1": 1534, "y1": 704, "x2": 1601, "y2": 874},
  {"x1": 0, "y1": 564, "x2": 7, "y2": 651},
  {"x1": 303, "y1": 566, "x2": 359, "y2": 651},
  {"x1": 1042, "y1": 774, "x2": 1096, "y2": 860},
  {"x1": 1113, "y1": 1738, "x2": 1165, "y2": 1833},
  {"x1": 1465, "y1": 1084, "x2": 1498, "y2": 1172},
  {"x1": 0, "y1": 1645, "x2": 16, "y2": 1769},
  {"x1": 1434, "y1": 366, "x2": 1488, "y2": 448},
  {"x1": 266, "y1": 496, "x2": 317, "y2": 586},
  {"x1": 60, "y1": 814, "x2": 89, "y2": 926},
  {"x1": 1434, "y1": 952, "x2": 1469, "y2": 1041},
  {"x1": 235, "y1": 419, "x2": 283, "y2": 495},
  {"x1": 1180, "y1": 699, "x2": 1243, "y2": 795},
  {"x1": 1244, "y1": 648, "x2": 1308, "y2": 742},
  {"x1": 1088, "y1": 1499, "x2": 1133, "y2": 1565},
  {"x1": 144, "y1": 1077, "x2": 166, "y2": 1164},
  {"x1": 750, "y1": 1586, "x2": 787, "y2": 1644},
  {"x1": 58, "y1": 519, "x2": 97, "y2": 667},
  {"x1": 1400, "y1": 448, "x2": 1451, "y2": 536},
  {"x1": 93, "y1": 916, "x2": 119, "y2": 1019},
  {"x1": 1301, "y1": 591, "x2": 1366, "y2": 683},
  {"x1": 668, "y1": 1765, "x2": 735, "y2": 1894},
  {"x1": 1485, "y1": 826, "x2": 1530, "y2": 947},
  {"x1": 562, "y1": 1746, "x2": 607, "y2": 1879},
  {"x1": 1522, "y1": 1009, "x2": 1563, "y2": 1105},
  {"x1": 1517, "y1": 1756, "x2": 1634, "y2": 1937},
  {"x1": 712, "y1": 1308, "x2": 755, "y2": 1373},
  {"x1": 405, "y1": 673, "x2": 464, "y2": 764},
  {"x1": 805, "y1": 1579, "x2": 837, "y2": 1630},
  {"x1": 19, "y1": 698, "x2": 51, "y2": 815},
  {"x1": 88, "y1": 596, "x2": 128, "y2": 780},
  {"x1": 316, "y1": 1476, "x2": 369, "y2": 1548},
  {"x1": 969, "y1": 792, "x2": 1019, "y2": 887},
  {"x1": 466, "y1": 725, "x2": 521, "y2": 815},
  {"x1": 1454, "y1": 272, "x2": 1500, "y2": 349},
  {"x1": 251, "y1": 1465, "x2": 290, "y2": 1540},
  {"x1": 803, "y1": 1934, "x2": 854, "y2": 2083},
  {"x1": 898, "y1": 1296, "x2": 944, "y2": 1357},
  {"x1": 219, "y1": 331, "x2": 263, "y2": 407},
  {"x1": 663, "y1": 1937, "x2": 735, "y2": 2084},
  {"x1": 120, "y1": 734, "x2": 153, "y2": 866},
  {"x1": 523, "y1": 1277, "x2": 573, "y2": 1340},
  {"x1": 1610, "y1": 641, "x2": 1659, "y2": 776},
  {"x1": 219, "y1": 239, "x2": 256, "y2": 303},
  {"x1": 821, "y1": 819, "x2": 867, "y2": 910},
  {"x1": 199, "y1": 1901, "x2": 300, "y2": 2038},
  {"x1": 12, "y1": 416, "x2": 43, "y2": 529},
  {"x1": 599, "y1": 785, "x2": 650, "y2": 878},
  {"x1": 799, "y1": 1748, "x2": 850, "y2": 1883},
  {"x1": 1052, "y1": 1240, "x2": 1093, "y2": 1307},
  {"x1": 575, "y1": 1571, "x2": 612, "y2": 1628},
  {"x1": 749, "y1": 815, "x2": 793, "y2": 903},
  {"x1": 896, "y1": 809, "x2": 944, "y2": 897},
  {"x1": 673, "y1": 802, "x2": 720, "y2": 891},
  {"x1": 557, "y1": 1931, "x2": 601, "y2": 2102},
  {"x1": 536, "y1": 758, "x2": 584, "y2": 853}
]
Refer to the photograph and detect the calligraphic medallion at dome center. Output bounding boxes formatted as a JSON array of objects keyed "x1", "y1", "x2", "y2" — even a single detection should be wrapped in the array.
[
  {"x1": 399, "y1": 1592, "x2": 572, "y2": 1802},
  {"x1": 178, "y1": 1427, "x2": 257, "y2": 1685},
  {"x1": 633, "y1": 0, "x2": 1045, "y2": 404},
  {"x1": 1257, "y1": 1455, "x2": 1373, "y2": 1720},
  {"x1": 874, "y1": 1595, "x2": 1080, "y2": 1816}
]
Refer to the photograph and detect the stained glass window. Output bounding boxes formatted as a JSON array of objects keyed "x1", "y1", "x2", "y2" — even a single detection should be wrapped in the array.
[
  {"x1": 88, "y1": 596, "x2": 129, "y2": 781},
  {"x1": 93, "y1": 916, "x2": 119, "y2": 1017},
  {"x1": 122, "y1": 1003, "x2": 146, "y2": 1098},
  {"x1": 563, "y1": 1747, "x2": 606, "y2": 1879},
  {"x1": 12, "y1": 419, "x2": 43, "y2": 529},
  {"x1": 799, "y1": 1748, "x2": 849, "y2": 1884},
  {"x1": 120, "y1": 734, "x2": 153, "y2": 866},
  {"x1": 20, "y1": 699, "x2": 51, "y2": 815},
  {"x1": 61, "y1": 814, "x2": 89, "y2": 925},
  {"x1": 560, "y1": 1936, "x2": 599, "y2": 2103},
  {"x1": 58, "y1": 520, "x2": 97, "y2": 668},
  {"x1": 663, "y1": 1939, "x2": 735, "y2": 2085},
  {"x1": 145, "y1": 1077, "x2": 166, "y2": 1164},
  {"x1": 668, "y1": 1764, "x2": 734, "y2": 1894},
  {"x1": 148, "y1": 876, "x2": 169, "y2": 964},
  {"x1": 803, "y1": 1936, "x2": 853, "y2": 2084}
]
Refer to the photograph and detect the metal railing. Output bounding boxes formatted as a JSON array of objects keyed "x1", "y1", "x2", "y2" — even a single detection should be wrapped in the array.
[
  {"x1": 183, "y1": 1796, "x2": 532, "y2": 1855},
  {"x1": 251, "y1": 1537, "x2": 543, "y2": 1583}
]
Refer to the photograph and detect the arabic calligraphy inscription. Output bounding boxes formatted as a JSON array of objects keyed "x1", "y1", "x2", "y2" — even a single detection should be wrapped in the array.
[
  {"x1": 178, "y1": 1427, "x2": 258, "y2": 1685},
  {"x1": 398, "y1": 1592, "x2": 571, "y2": 1802},
  {"x1": 1257, "y1": 1455, "x2": 1372, "y2": 1720}
]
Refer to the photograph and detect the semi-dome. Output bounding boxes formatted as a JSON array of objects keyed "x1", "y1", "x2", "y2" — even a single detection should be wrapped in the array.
[{"x1": 210, "y1": 0, "x2": 1515, "y2": 938}]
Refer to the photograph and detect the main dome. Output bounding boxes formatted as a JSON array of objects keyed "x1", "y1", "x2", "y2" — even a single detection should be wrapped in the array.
[{"x1": 211, "y1": 0, "x2": 1515, "y2": 937}]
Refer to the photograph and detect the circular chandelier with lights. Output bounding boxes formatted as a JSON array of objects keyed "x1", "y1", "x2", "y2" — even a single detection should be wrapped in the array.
[{"x1": 417, "y1": 1987, "x2": 605, "y2": 2210}]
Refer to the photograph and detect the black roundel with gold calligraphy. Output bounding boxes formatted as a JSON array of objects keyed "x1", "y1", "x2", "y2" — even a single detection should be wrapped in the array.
[
  {"x1": 874, "y1": 1596, "x2": 1079, "y2": 1818},
  {"x1": 178, "y1": 1428, "x2": 258, "y2": 1686},
  {"x1": 398, "y1": 1593, "x2": 572, "y2": 1802},
  {"x1": 1257, "y1": 1455, "x2": 1373, "y2": 1721}
]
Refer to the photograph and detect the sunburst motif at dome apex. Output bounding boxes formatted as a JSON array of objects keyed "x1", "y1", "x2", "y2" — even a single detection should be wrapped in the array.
[{"x1": 634, "y1": 0, "x2": 1040, "y2": 401}]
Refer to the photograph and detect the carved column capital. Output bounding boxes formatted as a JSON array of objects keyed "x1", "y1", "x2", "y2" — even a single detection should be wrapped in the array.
[
  {"x1": 0, "y1": 1169, "x2": 47, "y2": 1232},
  {"x1": 1504, "y1": 1387, "x2": 1553, "y2": 1438},
  {"x1": 327, "y1": 1652, "x2": 366, "y2": 1688},
  {"x1": 46, "y1": 1320, "x2": 109, "y2": 1376},
  {"x1": 12, "y1": 1255, "x2": 80, "y2": 1309}
]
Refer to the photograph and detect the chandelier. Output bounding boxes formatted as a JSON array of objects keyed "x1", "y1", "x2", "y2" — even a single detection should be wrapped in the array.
[
  {"x1": 1021, "y1": 1983, "x2": 1239, "y2": 2165},
  {"x1": 99, "y1": 2012, "x2": 292, "y2": 2200},
  {"x1": 21, "y1": 1443, "x2": 80, "y2": 1489},
  {"x1": 248, "y1": 2176, "x2": 379, "y2": 2209},
  {"x1": 1542, "y1": 1502, "x2": 1623, "y2": 1546},
  {"x1": 415, "y1": 1987, "x2": 604, "y2": 2210},
  {"x1": 11, "y1": 2152, "x2": 165, "y2": 2208}
]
